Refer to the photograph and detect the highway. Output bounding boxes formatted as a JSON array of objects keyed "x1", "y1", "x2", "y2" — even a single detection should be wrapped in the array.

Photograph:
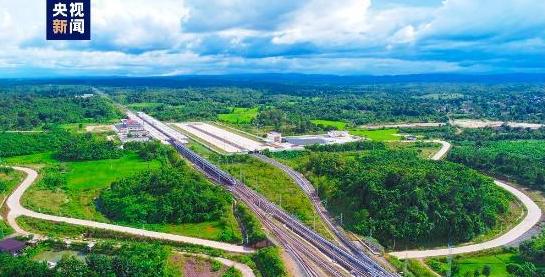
[{"x1": 133, "y1": 111, "x2": 396, "y2": 277}]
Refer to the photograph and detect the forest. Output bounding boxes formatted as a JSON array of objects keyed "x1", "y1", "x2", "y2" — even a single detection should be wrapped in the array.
[
  {"x1": 274, "y1": 149, "x2": 510, "y2": 248},
  {"x1": 98, "y1": 81, "x2": 545, "y2": 136},
  {"x1": 0, "y1": 85, "x2": 121, "y2": 131},
  {"x1": 449, "y1": 140, "x2": 545, "y2": 189},
  {"x1": 98, "y1": 165, "x2": 232, "y2": 225},
  {"x1": 0, "y1": 129, "x2": 71, "y2": 157}
]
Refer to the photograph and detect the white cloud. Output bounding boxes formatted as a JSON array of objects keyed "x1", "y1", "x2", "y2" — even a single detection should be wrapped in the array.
[{"x1": 0, "y1": 0, "x2": 544, "y2": 76}]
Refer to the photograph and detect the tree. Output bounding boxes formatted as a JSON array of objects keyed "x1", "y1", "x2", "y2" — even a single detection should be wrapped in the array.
[
  {"x1": 56, "y1": 255, "x2": 91, "y2": 277},
  {"x1": 482, "y1": 265, "x2": 491, "y2": 276}
]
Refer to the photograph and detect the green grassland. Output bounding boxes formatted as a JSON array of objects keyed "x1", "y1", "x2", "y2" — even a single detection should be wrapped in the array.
[
  {"x1": 1, "y1": 168, "x2": 24, "y2": 204},
  {"x1": 127, "y1": 102, "x2": 164, "y2": 109},
  {"x1": 1, "y1": 168, "x2": 24, "y2": 238},
  {"x1": 22, "y1": 153, "x2": 160, "y2": 222},
  {"x1": 349, "y1": 128, "x2": 401, "y2": 141},
  {"x1": 426, "y1": 250, "x2": 545, "y2": 277},
  {"x1": 218, "y1": 107, "x2": 259, "y2": 124},
  {"x1": 6, "y1": 151, "x2": 238, "y2": 242},
  {"x1": 310, "y1": 119, "x2": 348, "y2": 130}
]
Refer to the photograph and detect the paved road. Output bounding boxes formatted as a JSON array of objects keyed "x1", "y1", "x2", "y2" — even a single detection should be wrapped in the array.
[
  {"x1": 181, "y1": 252, "x2": 256, "y2": 277},
  {"x1": 390, "y1": 140, "x2": 542, "y2": 258},
  {"x1": 429, "y1": 140, "x2": 452, "y2": 161},
  {"x1": 5, "y1": 166, "x2": 254, "y2": 254},
  {"x1": 390, "y1": 179, "x2": 542, "y2": 258}
]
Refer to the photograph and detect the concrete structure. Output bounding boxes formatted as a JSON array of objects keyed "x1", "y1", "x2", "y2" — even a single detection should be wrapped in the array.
[
  {"x1": 327, "y1": 130, "x2": 349, "y2": 137},
  {"x1": 114, "y1": 118, "x2": 150, "y2": 142},
  {"x1": 266, "y1": 131, "x2": 282, "y2": 143},
  {"x1": 175, "y1": 122, "x2": 270, "y2": 153}
]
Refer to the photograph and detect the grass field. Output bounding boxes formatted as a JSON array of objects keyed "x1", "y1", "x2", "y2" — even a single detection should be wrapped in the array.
[
  {"x1": 349, "y1": 128, "x2": 400, "y2": 141},
  {"x1": 310, "y1": 119, "x2": 348, "y2": 130},
  {"x1": 218, "y1": 107, "x2": 258, "y2": 124},
  {"x1": 0, "y1": 220, "x2": 13, "y2": 239},
  {"x1": 7, "y1": 151, "x2": 239, "y2": 242},
  {"x1": 127, "y1": 102, "x2": 164, "y2": 109},
  {"x1": 1, "y1": 168, "x2": 24, "y2": 204},
  {"x1": 426, "y1": 250, "x2": 544, "y2": 277},
  {"x1": 22, "y1": 153, "x2": 161, "y2": 222}
]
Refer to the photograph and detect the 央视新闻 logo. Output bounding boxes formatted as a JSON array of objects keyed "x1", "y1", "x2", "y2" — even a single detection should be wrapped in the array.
[{"x1": 47, "y1": 0, "x2": 90, "y2": 40}]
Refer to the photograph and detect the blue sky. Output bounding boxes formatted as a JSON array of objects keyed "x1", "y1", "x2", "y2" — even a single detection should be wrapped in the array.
[{"x1": 0, "y1": 0, "x2": 544, "y2": 77}]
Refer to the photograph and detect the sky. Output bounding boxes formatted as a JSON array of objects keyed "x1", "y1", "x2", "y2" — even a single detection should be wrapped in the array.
[{"x1": 0, "y1": 0, "x2": 544, "y2": 77}]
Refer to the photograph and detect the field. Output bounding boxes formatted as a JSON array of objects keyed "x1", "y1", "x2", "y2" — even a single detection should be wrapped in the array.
[
  {"x1": 218, "y1": 107, "x2": 259, "y2": 124},
  {"x1": 349, "y1": 128, "x2": 401, "y2": 141},
  {"x1": 426, "y1": 250, "x2": 545, "y2": 277},
  {"x1": 6, "y1": 151, "x2": 238, "y2": 242},
  {"x1": 310, "y1": 119, "x2": 348, "y2": 130},
  {"x1": 127, "y1": 102, "x2": 164, "y2": 109}
]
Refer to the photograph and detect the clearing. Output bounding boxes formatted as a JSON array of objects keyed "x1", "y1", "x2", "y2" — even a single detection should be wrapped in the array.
[
  {"x1": 218, "y1": 107, "x2": 259, "y2": 124},
  {"x1": 349, "y1": 128, "x2": 401, "y2": 141},
  {"x1": 310, "y1": 119, "x2": 348, "y2": 130}
]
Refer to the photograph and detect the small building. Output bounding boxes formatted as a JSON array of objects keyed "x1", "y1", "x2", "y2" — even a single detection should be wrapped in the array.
[
  {"x1": 114, "y1": 119, "x2": 150, "y2": 143},
  {"x1": 327, "y1": 130, "x2": 349, "y2": 138},
  {"x1": 405, "y1": 135, "x2": 417, "y2": 141},
  {"x1": 266, "y1": 132, "x2": 282, "y2": 143},
  {"x1": 0, "y1": 238, "x2": 26, "y2": 256}
]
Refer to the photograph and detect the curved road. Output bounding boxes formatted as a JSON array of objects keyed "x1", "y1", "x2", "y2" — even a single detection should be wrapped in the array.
[
  {"x1": 5, "y1": 166, "x2": 254, "y2": 254},
  {"x1": 390, "y1": 140, "x2": 542, "y2": 258}
]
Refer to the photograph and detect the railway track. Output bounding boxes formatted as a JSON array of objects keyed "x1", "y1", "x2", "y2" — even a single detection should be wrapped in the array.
[
  {"x1": 133, "y1": 111, "x2": 396, "y2": 277},
  {"x1": 253, "y1": 154, "x2": 383, "y2": 257}
]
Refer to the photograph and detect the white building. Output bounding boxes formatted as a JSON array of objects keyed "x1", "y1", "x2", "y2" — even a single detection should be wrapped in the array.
[
  {"x1": 266, "y1": 131, "x2": 282, "y2": 143},
  {"x1": 114, "y1": 119, "x2": 150, "y2": 142}
]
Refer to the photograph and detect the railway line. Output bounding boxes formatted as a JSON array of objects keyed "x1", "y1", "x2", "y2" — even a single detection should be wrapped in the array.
[
  {"x1": 133, "y1": 111, "x2": 396, "y2": 277},
  {"x1": 252, "y1": 154, "x2": 382, "y2": 257}
]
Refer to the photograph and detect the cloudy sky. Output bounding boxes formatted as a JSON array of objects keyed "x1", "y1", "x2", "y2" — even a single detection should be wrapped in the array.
[{"x1": 0, "y1": 0, "x2": 544, "y2": 77}]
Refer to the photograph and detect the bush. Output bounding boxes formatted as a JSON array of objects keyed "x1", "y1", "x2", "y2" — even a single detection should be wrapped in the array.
[
  {"x1": 253, "y1": 247, "x2": 286, "y2": 277},
  {"x1": 236, "y1": 203, "x2": 267, "y2": 244},
  {"x1": 56, "y1": 133, "x2": 122, "y2": 161}
]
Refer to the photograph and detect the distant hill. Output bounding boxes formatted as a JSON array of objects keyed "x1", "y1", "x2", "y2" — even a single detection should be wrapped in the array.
[{"x1": 1, "y1": 73, "x2": 544, "y2": 88}]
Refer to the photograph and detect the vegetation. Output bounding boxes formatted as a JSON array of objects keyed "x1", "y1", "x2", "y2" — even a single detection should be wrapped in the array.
[
  {"x1": 0, "y1": 129, "x2": 71, "y2": 158},
  {"x1": 449, "y1": 140, "x2": 545, "y2": 189},
  {"x1": 253, "y1": 246, "x2": 287, "y2": 277},
  {"x1": 55, "y1": 133, "x2": 122, "y2": 161},
  {"x1": 188, "y1": 141, "x2": 331, "y2": 237},
  {"x1": 427, "y1": 248, "x2": 545, "y2": 277},
  {"x1": 0, "y1": 242, "x2": 174, "y2": 277},
  {"x1": 18, "y1": 141, "x2": 241, "y2": 242},
  {"x1": 310, "y1": 119, "x2": 348, "y2": 130},
  {"x1": 274, "y1": 149, "x2": 510, "y2": 249},
  {"x1": 236, "y1": 203, "x2": 267, "y2": 244},
  {"x1": 98, "y1": 167, "x2": 230, "y2": 225},
  {"x1": 0, "y1": 85, "x2": 121, "y2": 131},
  {"x1": 0, "y1": 221, "x2": 12, "y2": 239},
  {"x1": 218, "y1": 107, "x2": 259, "y2": 124},
  {"x1": 349, "y1": 128, "x2": 401, "y2": 141}
]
